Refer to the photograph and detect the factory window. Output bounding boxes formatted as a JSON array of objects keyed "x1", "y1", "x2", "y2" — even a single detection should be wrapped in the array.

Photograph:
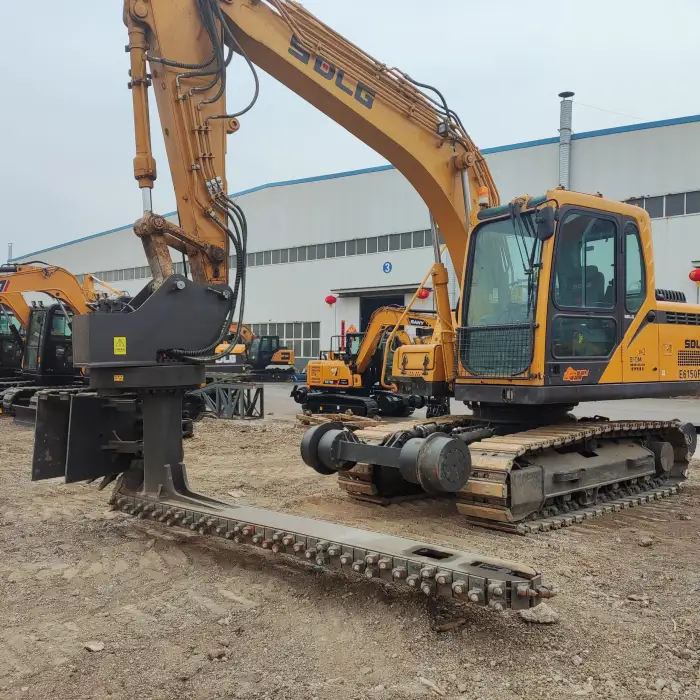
[
  {"x1": 425, "y1": 228, "x2": 434, "y2": 246},
  {"x1": 247, "y1": 319, "x2": 321, "y2": 362},
  {"x1": 77, "y1": 224, "x2": 442, "y2": 283},
  {"x1": 625, "y1": 198, "x2": 644, "y2": 208},
  {"x1": 644, "y1": 196, "x2": 664, "y2": 219},
  {"x1": 665, "y1": 193, "x2": 685, "y2": 217},
  {"x1": 686, "y1": 191, "x2": 700, "y2": 215}
]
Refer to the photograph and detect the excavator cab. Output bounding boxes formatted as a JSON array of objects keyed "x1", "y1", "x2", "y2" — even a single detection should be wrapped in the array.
[
  {"x1": 22, "y1": 305, "x2": 76, "y2": 381},
  {"x1": 0, "y1": 308, "x2": 24, "y2": 377},
  {"x1": 455, "y1": 190, "x2": 700, "y2": 411},
  {"x1": 247, "y1": 335, "x2": 294, "y2": 372}
]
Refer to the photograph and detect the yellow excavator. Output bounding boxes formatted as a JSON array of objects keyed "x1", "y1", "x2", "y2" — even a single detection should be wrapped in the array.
[
  {"x1": 291, "y1": 303, "x2": 438, "y2": 417},
  {"x1": 0, "y1": 264, "x2": 128, "y2": 418},
  {"x1": 29, "y1": 0, "x2": 557, "y2": 610},
  {"x1": 211, "y1": 322, "x2": 296, "y2": 380}
]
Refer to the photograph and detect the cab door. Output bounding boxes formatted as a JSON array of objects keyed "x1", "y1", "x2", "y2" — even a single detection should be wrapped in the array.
[
  {"x1": 621, "y1": 220, "x2": 658, "y2": 383},
  {"x1": 546, "y1": 207, "x2": 624, "y2": 386}
]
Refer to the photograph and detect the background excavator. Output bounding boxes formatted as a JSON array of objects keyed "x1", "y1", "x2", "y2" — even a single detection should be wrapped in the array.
[
  {"x1": 0, "y1": 264, "x2": 128, "y2": 419},
  {"x1": 291, "y1": 303, "x2": 437, "y2": 417},
  {"x1": 211, "y1": 322, "x2": 296, "y2": 380},
  {"x1": 28, "y1": 0, "x2": 554, "y2": 610}
]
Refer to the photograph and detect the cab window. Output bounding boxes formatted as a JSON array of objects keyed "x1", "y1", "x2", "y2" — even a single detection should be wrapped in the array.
[
  {"x1": 50, "y1": 314, "x2": 72, "y2": 338},
  {"x1": 554, "y1": 213, "x2": 617, "y2": 309},
  {"x1": 625, "y1": 223, "x2": 645, "y2": 313}
]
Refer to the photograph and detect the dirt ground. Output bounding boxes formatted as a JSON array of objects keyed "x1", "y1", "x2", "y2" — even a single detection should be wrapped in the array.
[{"x1": 1, "y1": 416, "x2": 700, "y2": 700}]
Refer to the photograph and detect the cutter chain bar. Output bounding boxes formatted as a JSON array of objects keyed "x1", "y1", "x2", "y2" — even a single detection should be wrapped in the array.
[{"x1": 109, "y1": 485, "x2": 553, "y2": 610}]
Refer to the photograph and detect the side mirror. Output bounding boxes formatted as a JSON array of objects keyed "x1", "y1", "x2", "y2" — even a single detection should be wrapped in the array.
[{"x1": 535, "y1": 207, "x2": 556, "y2": 241}]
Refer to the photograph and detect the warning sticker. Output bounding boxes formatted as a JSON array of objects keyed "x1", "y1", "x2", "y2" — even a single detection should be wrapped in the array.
[
  {"x1": 113, "y1": 337, "x2": 127, "y2": 355},
  {"x1": 113, "y1": 374, "x2": 124, "y2": 383}
]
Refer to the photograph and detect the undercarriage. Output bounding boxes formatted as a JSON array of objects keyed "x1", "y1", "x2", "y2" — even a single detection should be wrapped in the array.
[
  {"x1": 291, "y1": 385, "x2": 428, "y2": 418},
  {"x1": 300, "y1": 403, "x2": 696, "y2": 533}
]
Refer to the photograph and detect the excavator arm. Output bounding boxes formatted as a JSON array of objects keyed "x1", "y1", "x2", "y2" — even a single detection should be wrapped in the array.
[
  {"x1": 124, "y1": 0, "x2": 498, "y2": 290},
  {"x1": 0, "y1": 264, "x2": 103, "y2": 317},
  {"x1": 0, "y1": 293, "x2": 31, "y2": 328},
  {"x1": 354, "y1": 306, "x2": 436, "y2": 374}
]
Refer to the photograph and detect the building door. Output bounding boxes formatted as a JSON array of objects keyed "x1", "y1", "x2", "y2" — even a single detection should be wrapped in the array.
[{"x1": 359, "y1": 295, "x2": 404, "y2": 331}]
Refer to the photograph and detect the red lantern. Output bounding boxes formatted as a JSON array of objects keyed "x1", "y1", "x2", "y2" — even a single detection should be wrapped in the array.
[
  {"x1": 689, "y1": 269, "x2": 700, "y2": 283},
  {"x1": 325, "y1": 294, "x2": 337, "y2": 307},
  {"x1": 417, "y1": 288, "x2": 430, "y2": 300}
]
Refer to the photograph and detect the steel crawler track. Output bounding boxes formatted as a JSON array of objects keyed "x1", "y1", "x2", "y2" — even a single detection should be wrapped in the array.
[
  {"x1": 109, "y1": 485, "x2": 553, "y2": 610},
  {"x1": 337, "y1": 417, "x2": 692, "y2": 533}
]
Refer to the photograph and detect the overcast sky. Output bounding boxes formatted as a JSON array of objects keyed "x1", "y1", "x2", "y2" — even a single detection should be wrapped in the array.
[{"x1": 1, "y1": 0, "x2": 699, "y2": 257}]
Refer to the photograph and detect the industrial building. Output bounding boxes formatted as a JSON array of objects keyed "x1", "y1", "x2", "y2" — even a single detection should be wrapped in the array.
[{"x1": 13, "y1": 109, "x2": 700, "y2": 368}]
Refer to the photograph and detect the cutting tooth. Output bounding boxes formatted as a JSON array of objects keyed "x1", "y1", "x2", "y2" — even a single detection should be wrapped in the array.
[
  {"x1": 452, "y1": 579, "x2": 467, "y2": 596},
  {"x1": 489, "y1": 600, "x2": 504, "y2": 612},
  {"x1": 315, "y1": 552, "x2": 329, "y2": 566},
  {"x1": 242, "y1": 525, "x2": 254, "y2": 537},
  {"x1": 435, "y1": 571, "x2": 450, "y2": 585},
  {"x1": 391, "y1": 566, "x2": 407, "y2": 580},
  {"x1": 271, "y1": 542, "x2": 283, "y2": 553},
  {"x1": 406, "y1": 574, "x2": 420, "y2": 588},
  {"x1": 282, "y1": 535, "x2": 295, "y2": 546},
  {"x1": 316, "y1": 540, "x2": 329, "y2": 553},
  {"x1": 272, "y1": 531, "x2": 285, "y2": 543},
  {"x1": 293, "y1": 541, "x2": 306, "y2": 554},
  {"x1": 364, "y1": 552, "x2": 379, "y2": 565},
  {"x1": 468, "y1": 588, "x2": 483, "y2": 603},
  {"x1": 351, "y1": 560, "x2": 366, "y2": 573},
  {"x1": 421, "y1": 580, "x2": 436, "y2": 596},
  {"x1": 262, "y1": 539, "x2": 273, "y2": 549},
  {"x1": 420, "y1": 566, "x2": 436, "y2": 580},
  {"x1": 364, "y1": 566, "x2": 379, "y2": 579},
  {"x1": 215, "y1": 525, "x2": 227, "y2": 536},
  {"x1": 327, "y1": 545, "x2": 341, "y2": 557},
  {"x1": 224, "y1": 531, "x2": 235, "y2": 540},
  {"x1": 252, "y1": 534, "x2": 264, "y2": 545},
  {"x1": 304, "y1": 548, "x2": 316, "y2": 560},
  {"x1": 339, "y1": 553, "x2": 353, "y2": 566},
  {"x1": 377, "y1": 558, "x2": 392, "y2": 571}
]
